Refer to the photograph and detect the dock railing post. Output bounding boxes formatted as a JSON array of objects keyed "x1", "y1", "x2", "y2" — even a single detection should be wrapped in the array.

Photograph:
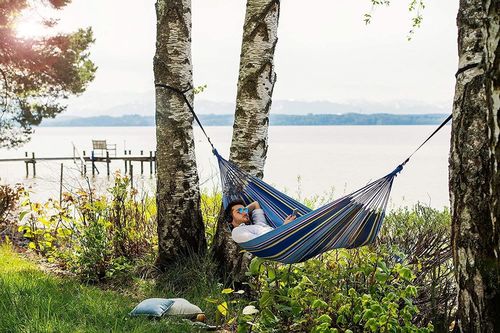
[
  {"x1": 25, "y1": 152, "x2": 29, "y2": 177},
  {"x1": 91, "y1": 151, "x2": 95, "y2": 177},
  {"x1": 106, "y1": 151, "x2": 110, "y2": 177},
  {"x1": 32, "y1": 152, "x2": 36, "y2": 177},
  {"x1": 149, "y1": 151, "x2": 153, "y2": 177},
  {"x1": 82, "y1": 151, "x2": 86, "y2": 176},
  {"x1": 124, "y1": 151, "x2": 127, "y2": 173},
  {"x1": 140, "y1": 150, "x2": 144, "y2": 175},
  {"x1": 154, "y1": 150, "x2": 157, "y2": 174},
  {"x1": 59, "y1": 163, "x2": 63, "y2": 203},
  {"x1": 129, "y1": 163, "x2": 133, "y2": 188}
]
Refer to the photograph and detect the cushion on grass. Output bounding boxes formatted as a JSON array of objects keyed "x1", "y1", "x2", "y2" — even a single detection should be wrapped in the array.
[
  {"x1": 165, "y1": 298, "x2": 203, "y2": 318},
  {"x1": 129, "y1": 298, "x2": 174, "y2": 317}
]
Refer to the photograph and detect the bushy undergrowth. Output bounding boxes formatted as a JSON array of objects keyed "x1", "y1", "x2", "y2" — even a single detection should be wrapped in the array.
[
  {"x1": 380, "y1": 205, "x2": 454, "y2": 332},
  {"x1": 4, "y1": 176, "x2": 454, "y2": 332},
  {"x1": 209, "y1": 248, "x2": 433, "y2": 332},
  {"x1": 16, "y1": 174, "x2": 156, "y2": 282}
]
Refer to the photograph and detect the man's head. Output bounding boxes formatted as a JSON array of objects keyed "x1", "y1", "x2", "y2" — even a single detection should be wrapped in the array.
[{"x1": 225, "y1": 200, "x2": 250, "y2": 229}]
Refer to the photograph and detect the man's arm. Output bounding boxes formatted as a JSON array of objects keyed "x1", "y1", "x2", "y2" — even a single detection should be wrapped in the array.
[
  {"x1": 247, "y1": 201, "x2": 270, "y2": 227},
  {"x1": 249, "y1": 201, "x2": 296, "y2": 225},
  {"x1": 247, "y1": 201, "x2": 260, "y2": 211}
]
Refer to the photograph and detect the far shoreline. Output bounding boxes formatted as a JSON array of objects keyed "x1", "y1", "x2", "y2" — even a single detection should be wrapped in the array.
[{"x1": 41, "y1": 113, "x2": 451, "y2": 127}]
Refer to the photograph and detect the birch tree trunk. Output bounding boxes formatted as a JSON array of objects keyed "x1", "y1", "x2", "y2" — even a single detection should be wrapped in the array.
[
  {"x1": 211, "y1": 0, "x2": 280, "y2": 283},
  {"x1": 449, "y1": 0, "x2": 499, "y2": 331},
  {"x1": 154, "y1": 0, "x2": 206, "y2": 268}
]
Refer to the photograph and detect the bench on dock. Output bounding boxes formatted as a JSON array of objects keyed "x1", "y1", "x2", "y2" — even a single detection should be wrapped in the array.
[{"x1": 92, "y1": 140, "x2": 117, "y2": 156}]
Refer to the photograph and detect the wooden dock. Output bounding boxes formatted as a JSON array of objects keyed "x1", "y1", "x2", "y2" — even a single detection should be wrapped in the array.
[{"x1": 0, "y1": 150, "x2": 157, "y2": 184}]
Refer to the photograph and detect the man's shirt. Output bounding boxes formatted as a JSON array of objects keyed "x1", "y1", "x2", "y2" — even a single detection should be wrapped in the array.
[{"x1": 231, "y1": 209, "x2": 273, "y2": 243}]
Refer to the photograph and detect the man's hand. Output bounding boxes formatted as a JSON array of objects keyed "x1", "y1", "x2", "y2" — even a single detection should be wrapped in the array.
[{"x1": 284, "y1": 215, "x2": 296, "y2": 224}]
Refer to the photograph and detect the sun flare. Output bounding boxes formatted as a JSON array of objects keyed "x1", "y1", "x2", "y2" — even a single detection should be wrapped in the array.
[
  {"x1": 15, "y1": 20, "x2": 44, "y2": 38},
  {"x1": 14, "y1": 9, "x2": 50, "y2": 39}
]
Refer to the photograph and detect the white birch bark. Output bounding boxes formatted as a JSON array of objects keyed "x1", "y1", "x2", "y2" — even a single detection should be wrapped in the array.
[
  {"x1": 154, "y1": 0, "x2": 206, "y2": 268},
  {"x1": 449, "y1": 0, "x2": 499, "y2": 331},
  {"x1": 211, "y1": 0, "x2": 280, "y2": 284}
]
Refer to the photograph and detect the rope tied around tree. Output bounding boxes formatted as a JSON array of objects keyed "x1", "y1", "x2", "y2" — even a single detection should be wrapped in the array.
[{"x1": 155, "y1": 83, "x2": 216, "y2": 152}]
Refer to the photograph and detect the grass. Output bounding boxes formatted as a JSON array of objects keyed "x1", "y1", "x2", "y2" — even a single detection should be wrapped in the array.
[{"x1": 0, "y1": 245, "x2": 202, "y2": 333}]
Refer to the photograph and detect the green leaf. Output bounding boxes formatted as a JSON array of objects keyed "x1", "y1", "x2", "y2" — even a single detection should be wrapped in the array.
[
  {"x1": 249, "y1": 257, "x2": 266, "y2": 275},
  {"x1": 370, "y1": 303, "x2": 383, "y2": 314},
  {"x1": 221, "y1": 288, "x2": 234, "y2": 294},
  {"x1": 217, "y1": 301, "x2": 228, "y2": 316},
  {"x1": 19, "y1": 211, "x2": 29, "y2": 221},
  {"x1": 311, "y1": 299, "x2": 328, "y2": 309},
  {"x1": 204, "y1": 297, "x2": 218, "y2": 304},
  {"x1": 18, "y1": 225, "x2": 30, "y2": 232},
  {"x1": 364, "y1": 318, "x2": 379, "y2": 332},
  {"x1": 260, "y1": 309, "x2": 278, "y2": 326},
  {"x1": 336, "y1": 314, "x2": 346, "y2": 325},
  {"x1": 398, "y1": 266, "x2": 414, "y2": 281},
  {"x1": 259, "y1": 291, "x2": 273, "y2": 308},
  {"x1": 375, "y1": 271, "x2": 389, "y2": 283},
  {"x1": 317, "y1": 314, "x2": 332, "y2": 325},
  {"x1": 38, "y1": 217, "x2": 51, "y2": 227},
  {"x1": 267, "y1": 267, "x2": 276, "y2": 280},
  {"x1": 362, "y1": 309, "x2": 375, "y2": 321},
  {"x1": 405, "y1": 285, "x2": 418, "y2": 297}
]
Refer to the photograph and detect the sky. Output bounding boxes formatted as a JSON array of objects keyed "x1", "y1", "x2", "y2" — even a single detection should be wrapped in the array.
[{"x1": 18, "y1": 0, "x2": 460, "y2": 115}]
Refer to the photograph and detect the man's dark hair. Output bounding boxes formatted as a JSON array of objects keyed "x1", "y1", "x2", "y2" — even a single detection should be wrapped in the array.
[{"x1": 224, "y1": 199, "x2": 246, "y2": 228}]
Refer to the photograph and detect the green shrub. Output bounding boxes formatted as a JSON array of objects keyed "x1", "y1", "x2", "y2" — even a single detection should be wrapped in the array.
[
  {"x1": 16, "y1": 173, "x2": 157, "y2": 282},
  {"x1": 381, "y1": 204, "x2": 454, "y2": 331},
  {"x1": 234, "y1": 247, "x2": 433, "y2": 332}
]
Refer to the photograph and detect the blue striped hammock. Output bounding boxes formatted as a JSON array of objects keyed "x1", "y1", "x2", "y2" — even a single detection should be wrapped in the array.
[
  {"x1": 154, "y1": 84, "x2": 450, "y2": 265},
  {"x1": 215, "y1": 150, "x2": 403, "y2": 264}
]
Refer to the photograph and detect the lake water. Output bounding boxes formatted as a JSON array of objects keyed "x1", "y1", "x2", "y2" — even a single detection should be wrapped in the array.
[{"x1": 0, "y1": 126, "x2": 451, "y2": 210}]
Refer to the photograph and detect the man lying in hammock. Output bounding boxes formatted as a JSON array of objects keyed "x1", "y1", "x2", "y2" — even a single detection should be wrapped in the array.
[{"x1": 225, "y1": 200, "x2": 296, "y2": 243}]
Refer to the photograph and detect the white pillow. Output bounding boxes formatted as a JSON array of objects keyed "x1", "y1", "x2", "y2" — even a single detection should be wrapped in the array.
[{"x1": 165, "y1": 298, "x2": 203, "y2": 318}]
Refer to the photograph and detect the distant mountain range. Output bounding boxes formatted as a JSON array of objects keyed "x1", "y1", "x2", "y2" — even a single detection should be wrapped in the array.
[
  {"x1": 41, "y1": 113, "x2": 450, "y2": 127},
  {"x1": 64, "y1": 93, "x2": 450, "y2": 117}
]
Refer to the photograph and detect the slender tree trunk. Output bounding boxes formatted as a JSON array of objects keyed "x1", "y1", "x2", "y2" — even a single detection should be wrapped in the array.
[
  {"x1": 154, "y1": 0, "x2": 206, "y2": 268},
  {"x1": 449, "y1": 0, "x2": 499, "y2": 331},
  {"x1": 211, "y1": 0, "x2": 280, "y2": 284}
]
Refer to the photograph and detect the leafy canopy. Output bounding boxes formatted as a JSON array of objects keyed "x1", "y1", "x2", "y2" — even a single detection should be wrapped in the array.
[{"x1": 0, "y1": 0, "x2": 96, "y2": 148}]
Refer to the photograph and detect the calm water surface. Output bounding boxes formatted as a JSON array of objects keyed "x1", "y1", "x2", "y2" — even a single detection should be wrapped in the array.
[{"x1": 0, "y1": 126, "x2": 451, "y2": 209}]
